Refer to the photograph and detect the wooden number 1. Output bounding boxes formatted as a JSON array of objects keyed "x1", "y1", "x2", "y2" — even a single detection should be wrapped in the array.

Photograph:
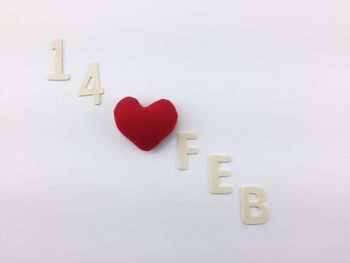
[
  {"x1": 48, "y1": 39, "x2": 71, "y2": 81},
  {"x1": 78, "y1": 63, "x2": 104, "y2": 105}
]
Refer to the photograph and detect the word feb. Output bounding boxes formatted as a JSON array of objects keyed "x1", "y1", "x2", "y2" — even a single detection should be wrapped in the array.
[{"x1": 177, "y1": 133, "x2": 269, "y2": 225}]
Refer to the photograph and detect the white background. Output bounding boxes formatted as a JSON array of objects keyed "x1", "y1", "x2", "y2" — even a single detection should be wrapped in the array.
[{"x1": 1, "y1": 0, "x2": 350, "y2": 262}]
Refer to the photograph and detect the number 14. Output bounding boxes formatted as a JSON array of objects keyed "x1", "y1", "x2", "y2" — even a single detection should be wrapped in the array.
[{"x1": 48, "y1": 39, "x2": 104, "y2": 105}]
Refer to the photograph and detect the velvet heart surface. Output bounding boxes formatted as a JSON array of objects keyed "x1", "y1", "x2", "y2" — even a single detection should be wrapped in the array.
[{"x1": 114, "y1": 97, "x2": 178, "y2": 151}]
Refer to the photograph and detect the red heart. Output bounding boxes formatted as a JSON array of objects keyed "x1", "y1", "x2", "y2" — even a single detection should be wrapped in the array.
[{"x1": 114, "y1": 97, "x2": 178, "y2": 151}]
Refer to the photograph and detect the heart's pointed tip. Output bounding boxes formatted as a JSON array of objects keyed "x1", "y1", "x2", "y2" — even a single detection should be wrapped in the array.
[{"x1": 138, "y1": 145, "x2": 156, "y2": 151}]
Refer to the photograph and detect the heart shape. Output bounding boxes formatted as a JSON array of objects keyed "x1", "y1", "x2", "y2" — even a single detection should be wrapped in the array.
[{"x1": 114, "y1": 97, "x2": 178, "y2": 151}]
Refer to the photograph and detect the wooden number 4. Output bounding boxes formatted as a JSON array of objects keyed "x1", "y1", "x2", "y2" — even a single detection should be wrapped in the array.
[
  {"x1": 48, "y1": 39, "x2": 71, "y2": 81},
  {"x1": 78, "y1": 63, "x2": 104, "y2": 105}
]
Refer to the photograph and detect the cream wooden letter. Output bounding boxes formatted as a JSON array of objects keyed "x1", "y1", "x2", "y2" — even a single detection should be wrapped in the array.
[
  {"x1": 241, "y1": 186, "x2": 269, "y2": 225},
  {"x1": 177, "y1": 133, "x2": 198, "y2": 170},
  {"x1": 48, "y1": 39, "x2": 71, "y2": 81},
  {"x1": 78, "y1": 63, "x2": 104, "y2": 105},
  {"x1": 209, "y1": 155, "x2": 232, "y2": 194}
]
